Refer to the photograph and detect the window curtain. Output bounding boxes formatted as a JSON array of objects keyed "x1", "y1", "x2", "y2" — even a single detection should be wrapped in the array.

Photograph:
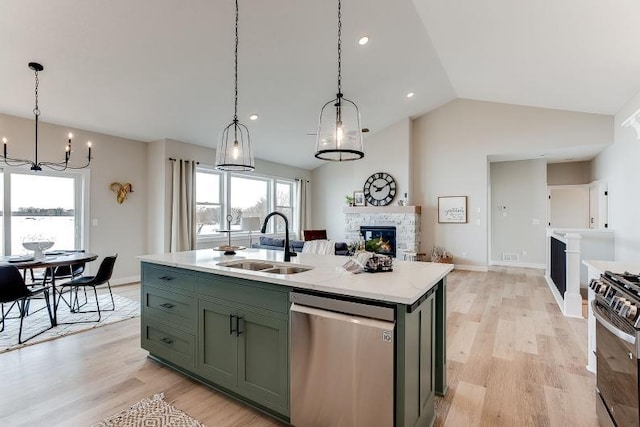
[
  {"x1": 170, "y1": 159, "x2": 197, "y2": 252},
  {"x1": 295, "y1": 178, "x2": 310, "y2": 238}
]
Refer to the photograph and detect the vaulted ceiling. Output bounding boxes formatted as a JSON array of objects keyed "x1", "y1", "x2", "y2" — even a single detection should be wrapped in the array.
[{"x1": 1, "y1": 0, "x2": 639, "y2": 169}]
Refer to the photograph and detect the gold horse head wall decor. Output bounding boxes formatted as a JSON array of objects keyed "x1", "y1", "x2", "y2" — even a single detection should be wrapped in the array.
[{"x1": 110, "y1": 182, "x2": 133, "y2": 204}]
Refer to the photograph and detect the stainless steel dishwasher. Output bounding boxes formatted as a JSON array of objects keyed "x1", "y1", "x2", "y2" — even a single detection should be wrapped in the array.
[{"x1": 290, "y1": 292, "x2": 395, "y2": 427}]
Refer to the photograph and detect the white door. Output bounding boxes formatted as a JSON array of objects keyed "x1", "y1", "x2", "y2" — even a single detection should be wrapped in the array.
[{"x1": 548, "y1": 186, "x2": 589, "y2": 228}]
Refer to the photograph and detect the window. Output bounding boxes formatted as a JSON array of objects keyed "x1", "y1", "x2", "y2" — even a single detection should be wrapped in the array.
[
  {"x1": 230, "y1": 175, "x2": 269, "y2": 230},
  {"x1": 2, "y1": 169, "x2": 86, "y2": 256},
  {"x1": 195, "y1": 169, "x2": 222, "y2": 236},
  {"x1": 194, "y1": 168, "x2": 298, "y2": 239},
  {"x1": 275, "y1": 181, "x2": 294, "y2": 232}
]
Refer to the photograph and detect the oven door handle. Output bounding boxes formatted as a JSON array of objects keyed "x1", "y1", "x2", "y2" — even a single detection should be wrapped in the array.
[{"x1": 592, "y1": 300, "x2": 636, "y2": 345}]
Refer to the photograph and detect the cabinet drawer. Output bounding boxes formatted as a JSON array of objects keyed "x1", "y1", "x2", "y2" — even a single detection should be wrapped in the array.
[
  {"x1": 142, "y1": 316, "x2": 195, "y2": 369},
  {"x1": 143, "y1": 286, "x2": 195, "y2": 331},
  {"x1": 196, "y1": 274, "x2": 289, "y2": 314},
  {"x1": 142, "y1": 263, "x2": 195, "y2": 293}
]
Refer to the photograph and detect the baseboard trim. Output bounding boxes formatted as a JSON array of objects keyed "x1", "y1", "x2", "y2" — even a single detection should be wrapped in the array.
[
  {"x1": 454, "y1": 264, "x2": 489, "y2": 272},
  {"x1": 111, "y1": 275, "x2": 140, "y2": 286},
  {"x1": 490, "y1": 261, "x2": 546, "y2": 270}
]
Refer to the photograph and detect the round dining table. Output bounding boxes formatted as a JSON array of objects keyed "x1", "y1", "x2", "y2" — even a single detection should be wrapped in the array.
[{"x1": 0, "y1": 251, "x2": 99, "y2": 326}]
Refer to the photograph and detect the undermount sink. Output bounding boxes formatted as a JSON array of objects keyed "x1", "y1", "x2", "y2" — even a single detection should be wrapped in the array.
[
  {"x1": 223, "y1": 261, "x2": 275, "y2": 271},
  {"x1": 217, "y1": 259, "x2": 313, "y2": 275},
  {"x1": 261, "y1": 266, "x2": 312, "y2": 275}
]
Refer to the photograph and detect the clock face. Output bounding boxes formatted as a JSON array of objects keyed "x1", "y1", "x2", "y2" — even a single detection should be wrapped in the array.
[{"x1": 363, "y1": 172, "x2": 397, "y2": 206}]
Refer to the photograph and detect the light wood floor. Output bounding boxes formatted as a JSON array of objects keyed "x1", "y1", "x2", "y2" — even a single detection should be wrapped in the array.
[{"x1": 0, "y1": 268, "x2": 596, "y2": 426}]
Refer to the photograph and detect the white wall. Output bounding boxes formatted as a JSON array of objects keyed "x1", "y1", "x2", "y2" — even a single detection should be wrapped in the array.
[
  {"x1": 490, "y1": 159, "x2": 547, "y2": 267},
  {"x1": 311, "y1": 118, "x2": 412, "y2": 240},
  {"x1": 547, "y1": 161, "x2": 592, "y2": 185},
  {"x1": 592, "y1": 90, "x2": 640, "y2": 263},
  {"x1": 0, "y1": 112, "x2": 147, "y2": 283},
  {"x1": 412, "y1": 99, "x2": 613, "y2": 269}
]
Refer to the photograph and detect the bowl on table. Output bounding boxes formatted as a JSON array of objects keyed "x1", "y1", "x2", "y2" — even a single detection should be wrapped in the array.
[{"x1": 22, "y1": 241, "x2": 55, "y2": 259}]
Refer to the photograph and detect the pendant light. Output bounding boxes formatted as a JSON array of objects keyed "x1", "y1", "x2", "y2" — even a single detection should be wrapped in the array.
[
  {"x1": 215, "y1": 0, "x2": 255, "y2": 171},
  {"x1": 1, "y1": 62, "x2": 92, "y2": 171},
  {"x1": 315, "y1": 0, "x2": 364, "y2": 161}
]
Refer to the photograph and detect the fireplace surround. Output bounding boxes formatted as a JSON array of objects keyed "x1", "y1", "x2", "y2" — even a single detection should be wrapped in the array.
[{"x1": 344, "y1": 206, "x2": 420, "y2": 259}]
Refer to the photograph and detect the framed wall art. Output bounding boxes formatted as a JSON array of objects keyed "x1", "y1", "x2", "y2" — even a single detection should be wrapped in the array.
[
  {"x1": 353, "y1": 190, "x2": 365, "y2": 206},
  {"x1": 438, "y1": 196, "x2": 467, "y2": 223}
]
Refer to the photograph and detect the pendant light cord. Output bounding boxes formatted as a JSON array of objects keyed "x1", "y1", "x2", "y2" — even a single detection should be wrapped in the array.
[
  {"x1": 234, "y1": 0, "x2": 239, "y2": 123},
  {"x1": 337, "y1": 0, "x2": 342, "y2": 96},
  {"x1": 33, "y1": 69, "x2": 40, "y2": 117}
]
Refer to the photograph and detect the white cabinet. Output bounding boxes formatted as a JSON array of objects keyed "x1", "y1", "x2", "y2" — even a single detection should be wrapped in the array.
[
  {"x1": 588, "y1": 181, "x2": 608, "y2": 229},
  {"x1": 548, "y1": 181, "x2": 608, "y2": 230}
]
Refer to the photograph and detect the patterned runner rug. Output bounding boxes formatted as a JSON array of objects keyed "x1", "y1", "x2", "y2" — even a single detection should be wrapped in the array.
[
  {"x1": 92, "y1": 393, "x2": 204, "y2": 427},
  {"x1": 0, "y1": 293, "x2": 139, "y2": 353}
]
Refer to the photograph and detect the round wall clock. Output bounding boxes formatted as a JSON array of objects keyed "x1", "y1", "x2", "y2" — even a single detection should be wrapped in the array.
[{"x1": 363, "y1": 172, "x2": 397, "y2": 206}]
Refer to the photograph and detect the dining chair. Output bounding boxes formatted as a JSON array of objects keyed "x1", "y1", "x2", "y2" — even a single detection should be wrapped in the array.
[
  {"x1": 57, "y1": 254, "x2": 117, "y2": 323},
  {"x1": 0, "y1": 265, "x2": 53, "y2": 344}
]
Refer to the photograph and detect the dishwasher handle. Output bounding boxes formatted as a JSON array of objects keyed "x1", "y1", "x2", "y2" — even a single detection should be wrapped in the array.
[{"x1": 291, "y1": 303, "x2": 395, "y2": 331}]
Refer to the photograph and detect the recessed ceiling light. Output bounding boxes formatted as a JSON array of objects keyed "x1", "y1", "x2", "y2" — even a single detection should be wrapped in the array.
[
  {"x1": 358, "y1": 36, "x2": 369, "y2": 45},
  {"x1": 406, "y1": 92, "x2": 415, "y2": 98},
  {"x1": 249, "y1": 114, "x2": 259, "y2": 121}
]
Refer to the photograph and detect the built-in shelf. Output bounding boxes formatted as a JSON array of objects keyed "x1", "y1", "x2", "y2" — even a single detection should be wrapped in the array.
[{"x1": 343, "y1": 205, "x2": 421, "y2": 214}]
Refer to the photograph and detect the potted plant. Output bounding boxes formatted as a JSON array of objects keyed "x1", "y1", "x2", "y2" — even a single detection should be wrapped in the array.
[{"x1": 345, "y1": 195, "x2": 354, "y2": 206}]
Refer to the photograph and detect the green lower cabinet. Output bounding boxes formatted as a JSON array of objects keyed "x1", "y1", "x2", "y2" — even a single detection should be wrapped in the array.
[
  {"x1": 196, "y1": 296, "x2": 289, "y2": 417},
  {"x1": 198, "y1": 299, "x2": 238, "y2": 390},
  {"x1": 237, "y1": 310, "x2": 288, "y2": 415},
  {"x1": 396, "y1": 289, "x2": 436, "y2": 427}
]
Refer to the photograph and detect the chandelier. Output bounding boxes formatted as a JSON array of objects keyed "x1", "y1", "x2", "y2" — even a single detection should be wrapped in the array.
[
  {"x1": 1, "y1": 62, "x2": 92, "y2": 171},
  {"x1": 215, "y1": 0, "x2": 255, "y2": 171},
  {"x1": 314, "y1": 0, "x2": 364, "y2": 161}
]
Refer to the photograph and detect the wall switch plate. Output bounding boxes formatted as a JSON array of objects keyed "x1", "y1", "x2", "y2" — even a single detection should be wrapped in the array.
[
  {"x1": 92, "y1": 218, "x2": 98, "y2": 227},
  {"x1": 532, "y1": 218, "x2": 540, "y2": 225}
]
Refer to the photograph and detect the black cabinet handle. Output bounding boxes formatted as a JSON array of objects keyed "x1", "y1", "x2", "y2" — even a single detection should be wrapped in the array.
[
  {"x1": 160, "y1": 302, "x2": 175, "y2": 309},
  {"x1": 159, "y1": 276, "x2": 174, "y2": 281},
  {"x1": 236, "y1": 316, "x2": 243, "y2": 336},
  {"x1": 161, "y1": 337, "x2": 174, "y2": 345},
  {"x1": 229, "y1": 314, "x2": 236, "y2": 335}
]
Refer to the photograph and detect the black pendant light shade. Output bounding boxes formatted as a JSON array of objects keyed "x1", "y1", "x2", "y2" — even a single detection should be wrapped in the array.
[
  {"x1": 315, "y1": 93, "x2": 363, "y2": 161},
  {"x1": 216, "y1": 119, "x2": 254, "y2": 171},
  {"x1": 215, "y1": 0, "x2": 255, "y2": 171},
  {"x1": 315, "y1": 0, "x2": 364, "y2": 161}
]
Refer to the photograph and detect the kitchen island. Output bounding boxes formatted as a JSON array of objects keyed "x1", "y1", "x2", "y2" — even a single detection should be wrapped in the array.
[{"x1": 139, "y1": 248, "x2": 453, "y2": 426}]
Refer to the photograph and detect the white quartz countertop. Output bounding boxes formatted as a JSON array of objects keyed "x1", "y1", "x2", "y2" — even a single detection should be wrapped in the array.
[
  {"x1": 139, "y1": 248, "x2": 454, "y2": 305},
  {"x1": 583, "y1": 259, "x2": 640, "y2": 275}
]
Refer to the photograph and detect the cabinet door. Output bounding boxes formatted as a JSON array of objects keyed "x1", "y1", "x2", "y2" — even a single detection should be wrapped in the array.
[
  {"x1": 198, "y1": 299, "x2": 238, "y2": 389},
  {"x1": 236, "y1": 310, "x2": 289, "y2": 415}
]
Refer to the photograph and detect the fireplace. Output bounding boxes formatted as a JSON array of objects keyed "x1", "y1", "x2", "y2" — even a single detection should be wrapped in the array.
[{"x1": 360, "y1": 226, "x2": 396, "y2": 258}]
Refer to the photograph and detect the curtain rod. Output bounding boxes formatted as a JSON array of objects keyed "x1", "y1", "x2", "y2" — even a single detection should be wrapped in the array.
[{"x1": 169, "y1": 157, "x2": 200, "y2": 164}]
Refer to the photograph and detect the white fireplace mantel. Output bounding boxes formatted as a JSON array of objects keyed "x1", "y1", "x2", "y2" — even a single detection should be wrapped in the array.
[{"x1": 343, "y1": 205, "x2": 421, "y2": 214}]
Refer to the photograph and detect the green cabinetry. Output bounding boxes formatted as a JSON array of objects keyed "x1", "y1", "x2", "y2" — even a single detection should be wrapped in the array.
[
  {"x1": 140, "y1": 261, "x2": 445, "y2": 426},
  {"x1": 141, "y1": 262, "x2": 290, "y2": 419}
]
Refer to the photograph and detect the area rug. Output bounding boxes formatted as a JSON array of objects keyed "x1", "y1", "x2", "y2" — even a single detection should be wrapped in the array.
[
  {"x1": 92, "y1": 393, "x2": 204, "y2": 427},
  {"x1": 0, "y1": 293, "x2": 139, "y2": 353}
]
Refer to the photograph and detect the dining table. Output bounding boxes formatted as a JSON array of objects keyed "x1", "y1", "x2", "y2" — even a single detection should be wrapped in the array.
[{"x1": 0, "y1": 251, "x2": 99, "y2": 326}]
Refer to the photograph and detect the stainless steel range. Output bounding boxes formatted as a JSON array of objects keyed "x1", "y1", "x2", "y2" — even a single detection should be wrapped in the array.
[{"x1": 590, "y1": 271, "x2": 640, "y2": 426}]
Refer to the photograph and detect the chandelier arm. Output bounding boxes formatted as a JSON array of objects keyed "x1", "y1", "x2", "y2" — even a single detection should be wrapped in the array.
[{"x1": 1, "y1": 158, "x2": 36, "y2": 168}]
